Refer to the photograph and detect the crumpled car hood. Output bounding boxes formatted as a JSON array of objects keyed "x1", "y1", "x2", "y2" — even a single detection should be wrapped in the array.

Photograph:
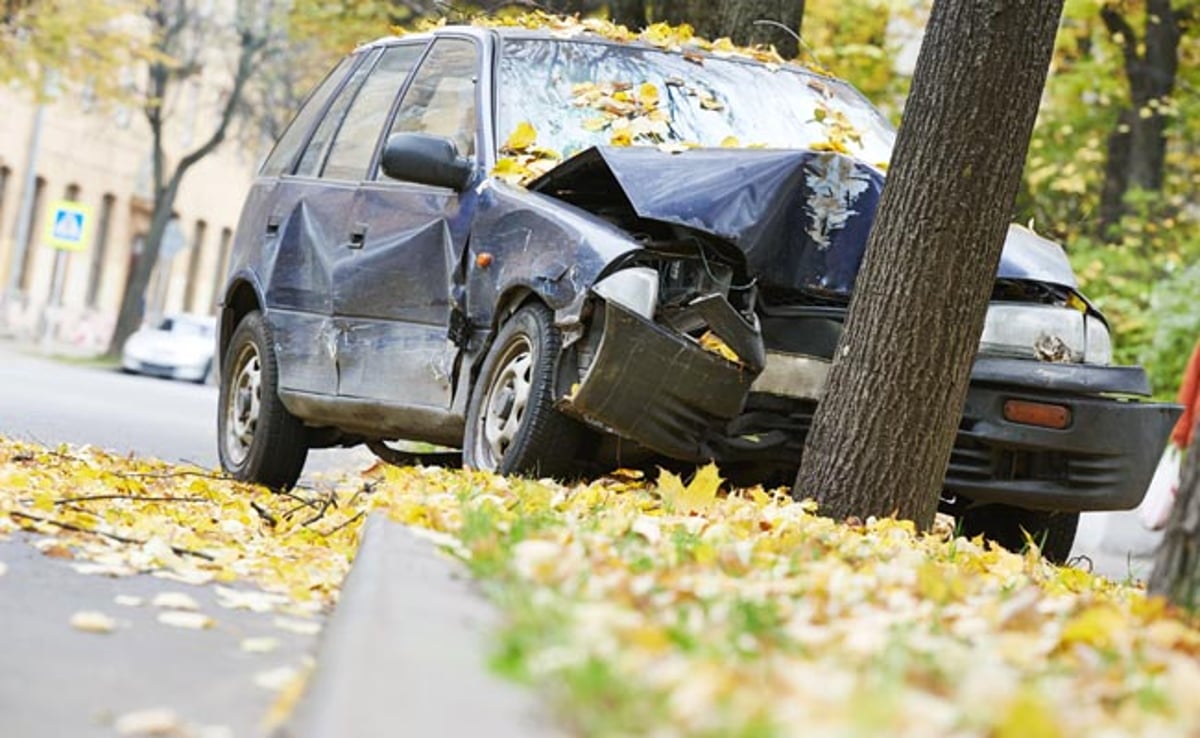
[{"x1": 530, "y1": 146, "x2": 1077, "y2": 295}]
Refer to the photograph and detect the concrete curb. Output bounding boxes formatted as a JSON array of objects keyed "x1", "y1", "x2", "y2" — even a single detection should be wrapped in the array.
[{"x1": 284, "y1": 514, "x2": 558, "y2": 738}]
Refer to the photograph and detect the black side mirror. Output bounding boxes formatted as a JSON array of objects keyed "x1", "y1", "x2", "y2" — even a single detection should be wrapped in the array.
[{"x1": 380, "y1": 133, "x2": 474, "y2": 191}]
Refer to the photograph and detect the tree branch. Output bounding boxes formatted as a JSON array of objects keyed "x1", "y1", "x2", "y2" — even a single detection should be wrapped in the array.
[
  {"x1": 1099, "y1": 4, "x2": 1140, "y2": 73},
  {"x1": 175, "y1": 23, "x2": 268, "y2": 176},
  {"x1": 10, "y1": 511, "x2": 215, "y2": 561},
  {"x1": 53, "y1": 494, "x2": 211, "y2": 505}
]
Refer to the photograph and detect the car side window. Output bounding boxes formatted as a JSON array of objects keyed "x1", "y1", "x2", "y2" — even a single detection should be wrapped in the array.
[
  {"x1": 322, "y1": 44, "x2": 425, "y2": 181},
  {"x1": 383, "y1": 38, "x2": 479, "y2": 174},
  {"x1": 259, "y1": 55, "x2": 357, "y2": 177},
  {"x1": 294, "y1": 50, "x2": 378, "y2": 179}
]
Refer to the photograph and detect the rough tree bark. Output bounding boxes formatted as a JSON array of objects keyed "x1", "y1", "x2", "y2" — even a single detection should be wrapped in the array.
[
  {"x1": 1150, "y1": 427, "x2": 1200, "y2": 608},
  {"x1": 1097, "y1": 0, "x2": 1182, "y2": 232},
  {"x1": 656, "y1": 0, "x2": 805, "y2": 58},
  {"x1": 792, "y1": 0, "x2": 1064, "y2": 528},
  {"x1": 104, "y1": 1, "x2": 267, "y2": 359}
]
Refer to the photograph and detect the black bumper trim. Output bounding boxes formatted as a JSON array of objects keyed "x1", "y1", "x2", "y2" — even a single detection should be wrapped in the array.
[{"x1": 970, "y1": 356, "x2": 1152, "y2": 397}]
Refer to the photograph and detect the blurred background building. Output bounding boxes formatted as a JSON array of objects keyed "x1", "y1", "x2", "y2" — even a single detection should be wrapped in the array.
[{"x1": 0, "y1": 75, "x2": 258, "y2": 352}]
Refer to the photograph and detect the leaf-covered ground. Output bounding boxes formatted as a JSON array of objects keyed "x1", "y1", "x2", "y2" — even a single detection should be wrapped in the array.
[{"x1": 3, "y1": 437, "x2": 1200, "y2": 736}]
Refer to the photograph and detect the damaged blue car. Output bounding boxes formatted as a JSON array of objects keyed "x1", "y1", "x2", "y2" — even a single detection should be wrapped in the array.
[{"x1": 217, "y1": 24, "x2": 1179, "y2": 561}]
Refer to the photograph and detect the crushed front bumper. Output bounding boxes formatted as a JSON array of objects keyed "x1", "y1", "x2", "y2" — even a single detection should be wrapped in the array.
[
  {"x1": 562, "y1": 305, "x2": 1178, "y2": 513},
  {"x1": 561, "y1": 300, "x2": 761, "y2": 460}
]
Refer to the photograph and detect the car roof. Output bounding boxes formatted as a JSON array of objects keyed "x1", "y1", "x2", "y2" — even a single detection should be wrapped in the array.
[{"x1": 358, "y1": 24, "x2": 834, "y2": 79}]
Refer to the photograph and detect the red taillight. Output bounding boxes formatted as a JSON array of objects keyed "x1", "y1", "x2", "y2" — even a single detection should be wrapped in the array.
[{"x1": 1003, "y1": 399, "x2": 1071, "y2": 430}]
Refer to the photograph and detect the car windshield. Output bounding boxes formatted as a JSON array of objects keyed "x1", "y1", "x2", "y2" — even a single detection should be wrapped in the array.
[
  {"x1": 498, "y1": 38, "x2": 895, "y2": 165},
  {"x1": 158, "y1": 317, "x2": 214, "y2": 339}
]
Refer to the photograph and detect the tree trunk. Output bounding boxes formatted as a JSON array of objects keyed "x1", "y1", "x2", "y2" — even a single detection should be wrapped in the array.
[
  {"x1": 657, "y1": 0, "x2": 805, "y2": 58},
  {"x1": 1098, "y1": 108, "x2": 1133, "y2": 233},
  {"x1": 793, "y1": 0, "x2": 1063, "y2": 528},
  {"x1": 1097, "y1": 0, "x2": 1181, "y2": 232},
  {"x1": 1150, "y1": 429, "x2": 1200, "y2": 608},
  {"x1": 104, "y1": 0, "x2": 264, "y2": 359},
  {"x1": 105, "y1": 175, "x2": 184, "y2": 359},
  {"x1": 609, "y1": 0, "x2": 647, "y2": 28}
]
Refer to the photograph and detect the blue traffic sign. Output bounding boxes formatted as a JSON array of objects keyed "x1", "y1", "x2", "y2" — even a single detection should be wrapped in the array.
[{"x1": 45, "y1": 200, "x2": 91, "y2": 251}]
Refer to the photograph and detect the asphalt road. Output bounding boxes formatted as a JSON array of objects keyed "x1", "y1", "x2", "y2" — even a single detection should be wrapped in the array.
[
  {"x1": 0, "y1": 340, "x2": 371, "y2": 737},
  {"x1": 0, "y1": 341, "x2": 371, "y2": 475}
]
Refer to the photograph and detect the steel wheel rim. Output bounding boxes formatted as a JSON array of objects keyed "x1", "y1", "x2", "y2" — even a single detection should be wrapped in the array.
[
  {"x1": 224, "y1": 342, "x2": 262, "y2": 466},
  {"x1": 475, "y1": 335, "x2": 534, "y2": 470}
]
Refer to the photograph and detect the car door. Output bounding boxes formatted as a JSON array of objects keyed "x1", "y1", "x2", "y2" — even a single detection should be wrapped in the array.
[
  {"x1": 333, "y1": 36, "x2": 482, "y2": 409},
  {"x1": 258, "y1": 50, "x2": 380, "y2": 396}
]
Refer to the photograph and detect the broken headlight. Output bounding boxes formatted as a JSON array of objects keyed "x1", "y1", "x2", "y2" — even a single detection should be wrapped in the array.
[
  {"x1": 979, "y1": 303, "x2": 1111, "y2": 365},
  {"x1": 592, "y1": 267, "x2": 659, "y2": 319}
]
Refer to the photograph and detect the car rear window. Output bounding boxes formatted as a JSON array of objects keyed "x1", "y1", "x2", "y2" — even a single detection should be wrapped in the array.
[{"x1": 259, "y1": 55, "x2": 358, "y2": 177}]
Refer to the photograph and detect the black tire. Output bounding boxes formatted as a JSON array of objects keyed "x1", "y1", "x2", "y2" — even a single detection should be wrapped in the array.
[
  {"x1": 958, "y1": 504, "x2": 1079, "y2": 564},
  {"x1": 217, "y1": 311, "x2": 308, "y2": 489},
  {"x1": 463, "y1": 302, "x2": 581, "y2": 478}
]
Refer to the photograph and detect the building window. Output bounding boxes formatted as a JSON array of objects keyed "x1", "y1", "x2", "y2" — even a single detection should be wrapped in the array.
[
  {"x1": 183, "y1": 219, "x2": 207, "y2": 312},
  {"x1": 17, "y1": 176, "x2": 46, "y2": 292},
  {"x1": 86, "y1": 194, "x2": 116, "y2": 309},
  {"x1": 210, "y1": 227, "x2": 233, "y2": 313}
]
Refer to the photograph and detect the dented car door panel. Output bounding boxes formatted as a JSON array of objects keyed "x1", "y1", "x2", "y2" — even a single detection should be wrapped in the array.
[
  {"x1": 334, "y1": 182, "x2": 471, "y2": 407},
  {"x1": 262, "y1": 181, "x2": 356, "y2": 396}
]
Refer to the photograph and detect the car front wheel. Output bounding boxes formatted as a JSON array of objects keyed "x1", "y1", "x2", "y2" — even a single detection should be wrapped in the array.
[
  {"x1": 958, "y1": 504, "x2": 1079, "y2": 564},
  {"x1": 218, "y1": 311, "x2": 308, "y2": 489},
  {"x1": 463, "y1": 303, "x2": 581, "y2": 478}
]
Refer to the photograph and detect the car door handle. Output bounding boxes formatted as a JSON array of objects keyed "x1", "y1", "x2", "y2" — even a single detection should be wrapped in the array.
[
  {"x1": 348, "y1": 223, "x2": 368, "y2": 249},
  {"x1": 265, "y1": 214, "x2": 281, "y2": 235}
]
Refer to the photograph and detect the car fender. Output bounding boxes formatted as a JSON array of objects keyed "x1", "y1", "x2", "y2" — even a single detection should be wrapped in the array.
[
  {"x1": 216, "y1": 268, "x2": 268, "y2": 360},
  {"x1": 464, "y1": 180, "x2": 642, "y2": 330}
]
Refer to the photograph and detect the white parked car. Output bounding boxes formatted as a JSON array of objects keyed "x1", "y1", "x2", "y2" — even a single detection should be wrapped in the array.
[{"x1": 121, "y1": 314, "x2": 216, "y2": 384}]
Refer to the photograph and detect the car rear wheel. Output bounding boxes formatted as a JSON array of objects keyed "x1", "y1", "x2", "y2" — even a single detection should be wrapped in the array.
[
  {"x1": 958, "y1": 504, "x2": 1079, "y2": 564},
  {"x1": 218, "y1": 311, "x2": 308, "y2": 489},
  {"x1": 464, "y1": 303, "x2": 581, "y2": 478}
]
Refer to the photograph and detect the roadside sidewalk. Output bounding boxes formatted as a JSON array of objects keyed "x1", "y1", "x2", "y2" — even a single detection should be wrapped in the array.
[{"x1": 284, "y1": 515, "x2": 558, "y2": 738}]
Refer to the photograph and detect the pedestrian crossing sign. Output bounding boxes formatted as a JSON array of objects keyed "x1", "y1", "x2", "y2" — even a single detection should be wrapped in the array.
[{"x1": 45, "y1": 200, "x2": 92, "y2": 251}]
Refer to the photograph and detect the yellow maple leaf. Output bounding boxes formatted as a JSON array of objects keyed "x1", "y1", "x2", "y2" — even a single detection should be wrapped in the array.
[
  {"x1": 503, "y1": 121, "x2": 538, "y2": 152},
  {"x1": 491, "y1": 157, "x2": 530, "y2": 185},
  {"x1": 698, "y1": 331, "x2": 740, "y2": 363},
  {"x1": 719, "y1": 135, "x2": 740, "y2": 148},
  {"x1": 610, "y1": 129, "x2": 633, "y2": 147},
  {"x1": 994, "y1": 688, "x2": 1064, "y2": 738},
  {"x1": 1060, "y1": 605, "x2": 1126, "y2": 650},
  {"x1": 639, "y1": 82, "x2": 660, "y2": 109},
  {"x1": 661, "y1": 463, "x2": 723, "y2": 514}
]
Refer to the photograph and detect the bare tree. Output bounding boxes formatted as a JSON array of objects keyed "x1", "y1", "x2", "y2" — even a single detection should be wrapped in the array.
[
  {"x1": 793, "y1": 0, "x2": 1064, "y2": 528},
  {"x1": 105, "y1": 0, "x2": 269, "y2": 358}
]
